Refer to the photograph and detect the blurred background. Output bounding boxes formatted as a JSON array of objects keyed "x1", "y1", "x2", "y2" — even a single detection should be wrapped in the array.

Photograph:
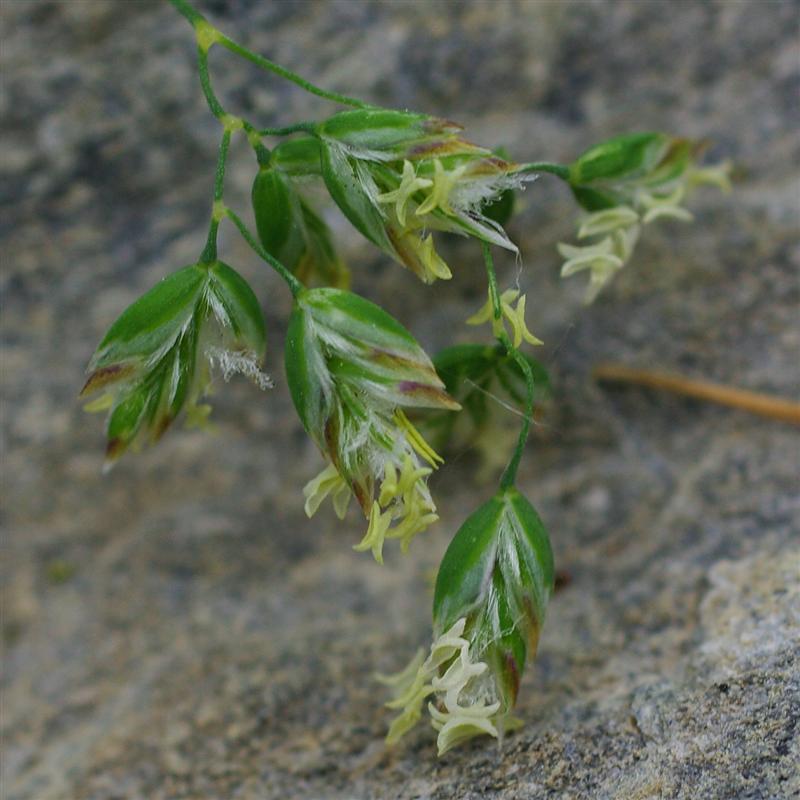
[{"x1": 2, "y1": 1, "x2": 798, "y2": 798}]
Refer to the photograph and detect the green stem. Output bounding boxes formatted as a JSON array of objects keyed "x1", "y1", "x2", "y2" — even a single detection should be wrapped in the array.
[
  {"x1": 200, "y1": 220, "x2": 220, "y2": 264},
  {"x1": 199, "y1": 129, "x2": 231, "y2": 263},
  {"x1": 483, "y1": 242, "x2": 501, "y2": 320},
  {"x1": 241, "y1": 120, "x2": 272, "y2": 166},
  {"x1": 169, "y1": 0, "x2": 369, "y2": 110},
  {"x1": 197, "y1": 45, "x2": 226, "y2": 120},
  {"x1": 520, "y1": 161, "x2": 570, "y2": 181},
  {"x1": 197, "y1": 39, "x2": 271, "y2": 164},
  {"x1": 177, "y1": 4, "x2": 273, "y2": 167},
  {"x1": 215, "y1": 33, "x2": 370, "y2": 109},
  {"x1": 258, "y1": 122, "x2": 318, "y2": 137},
  {"x1": 212, "y1": 129, "x2": 230, "y2": 202},
  {"x1": 480, "y1": 242, "x2": 535, "y2": 489},
  {"x1": 501, "y1": 346, "x2": 535, "y2": 489},
  {"x1": 224, "y1": 208, "x2": 304, "y2": 297},
  {"x1": 169, "y1": 0, "x2": 204, "y2": 26}
]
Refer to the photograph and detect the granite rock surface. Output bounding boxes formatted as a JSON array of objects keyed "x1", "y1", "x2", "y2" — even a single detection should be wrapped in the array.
[{"x1": 1, "y1": 1, "x2": 798, "y2": 798}]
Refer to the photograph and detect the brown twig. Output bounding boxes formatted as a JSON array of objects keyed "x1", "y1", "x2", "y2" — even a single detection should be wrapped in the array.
[{"x1": 593, "y1": 363, "x2": 800, "y2": 426}]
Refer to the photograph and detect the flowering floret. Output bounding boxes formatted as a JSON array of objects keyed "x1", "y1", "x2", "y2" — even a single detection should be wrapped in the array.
[
  {"x1": 316, "y1": 109, "x2": 536, "y2": 283},
  {"x1": 379, "y1": 487, "x2": 554, "y2": 753},
  {"x1": 286, "y1": 287, "x2": 460, "y2": 561},
  {"x1": 558, "y1": 133, "x2": 731, "y2": 301},
  {"x1": 467, "y1": 288, "x2": 543, "y2": 348},
  {"x1": 81, "y1": 261, "x2": 269, "y2": 465}
]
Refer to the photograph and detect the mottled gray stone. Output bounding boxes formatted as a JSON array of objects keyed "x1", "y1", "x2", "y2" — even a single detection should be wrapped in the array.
[{"x1": 1, "y1": 1, "x2": 798, "y2": 799}]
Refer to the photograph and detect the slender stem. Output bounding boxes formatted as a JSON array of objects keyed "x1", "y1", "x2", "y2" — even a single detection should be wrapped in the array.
[
  {"x1": 197, "y1": 45, "x2": 226, "y2": 120},
  {"x1": 224, "y1": 208, "x2": 304, "y2": 297},
  {"x1": 215, "y1": 33, "x2": 370, "y2": 109},
  {"x1": 594, "y1": 363, "x2": 800, "y2": 426},
  {"x1": 258, "y1": 122, "x2": 318, "y2": 137},
  {"x1": 519, "y1": 162, "x2": 570, "y2": 181},
  {"x1": 200, "y1": 220, "x2": 220, "y2": 264},
  {"x1": 212, "y1": 130, "x2": 230, "y2": 203},
  {"x1": 169, "y1": 0, "x2": 204, "y2": 26},
  {"x1": 241, "y1": 121, "x2": 271, "y2": 166},
  {"x1": 196, "y1": 37, "x2": 271, "y2": 198},
  {"x1": 177, "y1": 4, "x2": 272, "y2": 166},
  {"x1": 480, "y1": 242, "x2": 536, "y2": 489},
  {"x1": 483, "y1": 245, "x2": 501, "y2": 322},
  {"x1": 199, "y1": 129, "x2": 231, "y2": 263},
  {"x1": 170, "y1": 0, "x2": 369, "y2": 108},
  {"x1": 169, "y1": 0, "x2": 302, "y2": 294},
  {"x1": 501, "y1": 346, "x2": 535, "y2": 489}
]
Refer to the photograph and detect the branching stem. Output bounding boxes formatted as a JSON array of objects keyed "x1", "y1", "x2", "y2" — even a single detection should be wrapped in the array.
[
  {"x1": 196, "y1": 44, "x2": 226, "y2": 120},
  {"x1": 481, "y1": 243, "x2": 536, "y2": 489},
  {"x1": 169, "y1": 0, "x2": 204, "y2": 26},
  {"x1": 199, "y1": 128, "x2": 231, "y2": 263},
  {"x1": 171, "y1": 0, "x2": 305, "y2": 294},
  {"x1": 169, "y1": 0, "x2": 369, "y2": 109},
  {"x1": 215, "y1": 34, "x2": 370, "y2": 109},
  {"x1": 224, "y1": 208, "x2": 304, "y2": 297}
]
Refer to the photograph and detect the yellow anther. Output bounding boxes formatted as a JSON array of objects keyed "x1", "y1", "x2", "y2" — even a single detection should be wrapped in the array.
[
  {"x1": 394, "y1": 410, "x2": 443, "y2": 466},
  {"x1": 376, "y1": 160, "x2": 432, "y2": 227},
  {"x1": 557, "y1": 238, "x2": 624, "y2": 303},
  {"x1": 380, "y1": 456, "x2": 424, "y2": 507},
  {"x1": 379, "y1": 617, "x2": 505, "y2": 751},
  {"x1": 353, "y1": 501, "x2": 393, "y2": 564},
  {"x1": 639, "y1": 185, "x2": 693, "y2": 224},
  {"x1": 384, "y1": 668, "x2": 430, "y2": 711},
  {"x1": 685, "y1": 161, "x2": 732, "y2": 193},
  {"x1": 502, "y1": 293, "x2": 543, "y2": 348},
  {"x1": 375, "y1": 648, "x2": 425, "y2": 690},
  {"x1": 419, "y1": 234, "x2": 452, "y2": 280},
  {"x1": 429, "y1": 702, "x2": 500, "y2": 756},
  {"x1": 378, "y1": 460, "x2": 400, "y2": 506},
  {"x1": 465, "y1": 293, "x2": 495, "y2": 326},
  {"x1": 378, "y1": 626, "x2": 457, "y2": 745},
  {"x1": 393, "y1": 228, "x2": 453, "y2": 283},
  {"x1": 375, "y1": 453, "x2": 437, "y2": 554},
  {"x1": 415, "y1": 159, "x2": 467, "y2": 216},
  {"x1": 389, "y1": 501, "x2": 438, "y2": 553},
  {"x1": 386, "y1": 701, "x2": 427, "y2": 745},
  {"x1": 303, "y1": 463, "x2": 350, "y2": 518},
  {"x1": 577, "y1": 205, "x2": 639, "y2": 239},
  {"x1": 83, "y1": 393, "x2": 114, "y2": 413},
  {"x1": 331, "y1": 480, "x2": 352, "y2": 520},
  {"x1": 467, "y1": 288, "x2": 542, "y2": 348},
  {"x1": 396, "y1": 454, "x2": 432, "y2": 495}
]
